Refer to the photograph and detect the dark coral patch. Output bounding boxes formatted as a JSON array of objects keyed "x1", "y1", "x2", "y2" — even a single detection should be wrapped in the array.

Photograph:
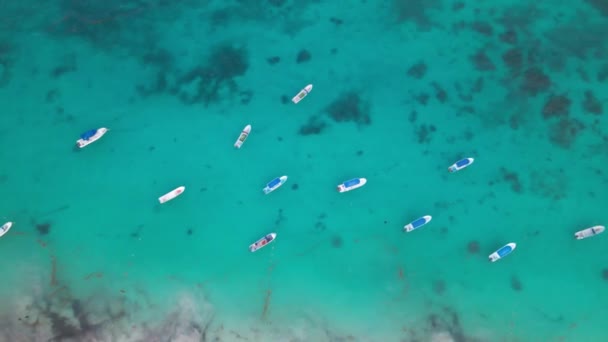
[
  {"x1": 326, "y1": 92, "x2": 371, "y2": 125},
  {"x1": 291, "y1": 183, "x2": 299, "y2": 190},
  {"x1": 299, "y1": 116, "x2": 327, "y2": 136},
  {"x1": 329, "y1": 17, "x2": 343, "y2": 25},
  {"x1": 296, "y1": 49, "x2": 311, "y2": 64},
  {"x1": 521, "y1": 67, "x2": 551, "y2": 96},
  {"x1": 433, "y1": 280, "x2": 446, "y2": 295},
  {"x1": 583, "y1": 90, "x2": 602, "y2": 115},
  {"x1": 331, "y1": 235, "x2": 343, "y2": 248},
  {"x1": 499, "y1": 30, "x2": 518, "y2": 44},
  {"x1": 548, "y1": 118, "x2": 584, "y2": 149},
  {"x1": 511, "y1": 275, "x2": 522, "y2": 291},
  {"x1": 432, "y1": 82, "x2": 448, "y2": 103},
  {"x1": 36, "y1": 222, "x2": 51, "y2": 235},
  {"x1": 266, "y1": 56, "x2": 280, "y2": 65},
  {"x1": 502, "y1": 48, "x2": 523, "y2": 71},
  {"x1": 542, "y1": 94, "x2": 571, "y2": 119},
  {"x1": 500, "y1": 168, "x2": 523, "y2": 193},
  {"x1": 471, "y1": 21, "x2": 493, "y2": 36},
  {"x1": 585, "y1": 0, "x2": 608, "y2": 16},
  {"x1": 407, "y1": 61, "x2": 427, "y2": 79},
  {"x1": 471, "y1": 50, "x2": 495, "y2": 71},
  {"x1": 467, "y1": 241, "x2": 479, "y2": 254},
  {"x1": 602, "y1": 268, "x2": 608, "y2": 280}
]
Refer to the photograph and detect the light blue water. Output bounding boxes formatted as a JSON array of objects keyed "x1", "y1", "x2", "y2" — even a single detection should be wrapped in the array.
[{"x1": 1, "y1": 1, "x2": 607, "y2": 341}]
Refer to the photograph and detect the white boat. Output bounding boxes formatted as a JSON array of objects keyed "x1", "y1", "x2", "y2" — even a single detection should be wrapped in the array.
[
  {"x1": 337, "y1": 178, "x2": 367, "y2": 193},
  {"x1": 76, "y1": 128, "x2": 108, "y2": 148},
  {"x1": 0, "y1": 222, "x2": 12, "y2": 238},
  {"x1": 448, "y1": 157, "x2": 474, "y2": 173},
  {"x1": 574, "y1": 225, "x2": 605, "y2": 240},
  {"x1": 158, "y1": 186, "x2": 185, "y2": 204},
  {"x1": 263, "y1": 176, "x2": 288, "y2": 194},
  {"x1": 488, "y1": 242, "x2": 517, "y2": 262},
  {"x1": 250, "y1": 233, "x2": 276, "y2": 252},
  {"x1": 234, "y1": 124, "x2": 251, "y2": 149},
  {"x1": 403, "y1": 215, "x2": 433, "y2": 232},
  {"x1": 292, "y1": 84, "x2": 313, "y2": 104}
]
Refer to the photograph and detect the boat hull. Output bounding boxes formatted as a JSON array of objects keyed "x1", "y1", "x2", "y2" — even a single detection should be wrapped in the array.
[
  {"x1": 489, "y1": 242, "x2": 517, "y2": 262},
  {"x1": 292, "y1": 84, "x2": 313, "y2": 104},
  {"x1": 404, "y1": 215, "x2": 433, "y2": 232},
  {"x1": 250, "y1": 233, "x2": 276, "y2": 252},
  {"x1": 234, "y1": 125, "x2": 251, "y2": 149},
  {"x1": 159, "y1": 186, "x2": 186, "y2": 204},
  {"x1": 76, "y1": 128, "x2": 108, "y2": 148},
  {"x1": 0, "y1": 222, "x2": 12, "y2": 238},
  {"x1": 263, "y1": 176, "x2": 288, "y2": 194},
  {"x1": 448, "y1": 158, "x2": 474, "y2": 173},
  {"x1": 337, "y1": 178, "x2": 367, "y2": 193},
  {"x1": 575, "y1": 225, "x2": 605, "y2": 240}
]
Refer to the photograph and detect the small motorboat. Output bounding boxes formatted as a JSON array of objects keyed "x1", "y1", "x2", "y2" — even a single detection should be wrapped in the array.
[
  {"x1": 159, "y1": 186, "x2": 185, "y2": 204},
  {"x1": 488, "y1": 242, "x2": 517, "y2": 262},
  {"x1": 574, "y1": 225, "x2": 605, "y2": 240},
  {"x1": 0, "y1": 222, "x2": 12, "y2": 238},
  {"x1": 448, "y1": 157, "x2": 474, "y2": 173},
  {"x1": 234, "y1": 124, "x2": 251, "y2": 149},
  {"x1": 292, "y1": 84, "x2": 313, "y2": 104},
  {"x1": 250, "y1": 233, "x2": 276, "y2": 252},
  {"x1": 263, "y1": 176, "x2": 288, "y2": 195},
  {"x1": 337, "y1": 178, "x2": 367, "y2": 193},
  {"x1": 403, "y1": 215, "x2": 433, "y2": 232},
  {"x1": 76, "y1": 128, "x2": 108, "y2": 148}
]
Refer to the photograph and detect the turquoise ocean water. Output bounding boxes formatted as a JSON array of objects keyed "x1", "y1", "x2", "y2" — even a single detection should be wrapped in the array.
[{"x1": 1, "y1": 0, "x2": 607, "y2": 341}]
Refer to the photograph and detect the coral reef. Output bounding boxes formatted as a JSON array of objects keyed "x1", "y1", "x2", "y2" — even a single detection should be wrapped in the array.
[
  {"x1": 432, "y1": 82, "x2": 448, "y2": 103},
  {"x1": 470, "y1": 21, "x2": 493, "y2": 36},
  {"x1": 542, "y1": 94, "x2": 571, "y2": 119},
  {"x1": 407, "y1": 61, "x2": 427, "y2": 79},
  {"x1": 548, "y1": 118, "x2": 585, "y2": 149},
  {"x1": 586, "y1": 0, "x2": 608, "y2": 16},
  {"x1": 521, "y1": 67, "x2": 551, "y2": 96},
  {"x1": 502, "y1": 48, "x2": 523, "y2": 71},
  {"x1": 331, "y1": 235, "x2": 343, "y2": 248},
  {"x1": 500, "y1": 168, "x2": 523, "y2": 193},
  {"x1": 296, "y1": 49, "x2": 311, "y2": 63},
  {"x1": 583, "y1": 90, "x2": 603, "y2": 115},
  {"x1": 467, "y1": 241, "x2": 479, "y2": 254},
  {"x1": 393, "y1": 0, "x2": 441, "y2": 29},
  {"x1": 511, "y1": 275, "x2": 523, "y2": 291},
  {"x1": 299, "y1": 116, "x2": 327, "y2": 136},
  {"x1": 499, "y1": 30, "x2": 518, "y2": 44},
  {"x1": 325, "y1": 92, "x2": 371, "y2": 126},
  {"x1": 471, "y1": 50, "x2": 495, "y2": 71},
  {"x1": 36, "y1": 222, "x2": 51, "y2": 235}
]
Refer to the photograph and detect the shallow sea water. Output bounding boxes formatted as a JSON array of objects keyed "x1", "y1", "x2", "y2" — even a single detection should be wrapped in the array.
[{"x1": 0, "y1": 0, "x2": 607, "y2": 341}]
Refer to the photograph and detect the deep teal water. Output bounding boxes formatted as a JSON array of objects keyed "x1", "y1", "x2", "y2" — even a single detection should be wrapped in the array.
[{"x1": 1, "y1": 1, "x2": 608, "y2": 341}]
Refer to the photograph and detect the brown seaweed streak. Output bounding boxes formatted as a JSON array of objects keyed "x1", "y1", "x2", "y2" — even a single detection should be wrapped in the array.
[
  {"x1": 261, "y1": 289, "x2": 272, "y2": 321},
  {"x1": 50, "y1": 255, "x2": 57, "y2": 286},
  {"x1": 48, "y1": 3, "x2": 150, "y2": 32}
]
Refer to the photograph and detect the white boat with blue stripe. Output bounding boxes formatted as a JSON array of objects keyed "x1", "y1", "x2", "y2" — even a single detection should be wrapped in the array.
[
  {"x1": 76, "y1": 128, "x2": 108, "y2": 148},
  {"x1": 403, "y1": 215, "x2": 432, "y2": 232},
  {"x1": 575, "y1": 225, "x2": 605, "y2": 240},
  {"x1": 263, "y1": 176, "x2": 288, "y2": 194},
  {"x1": 448, "y1": 157, "x2": 474, "y2": 173},
  {"x1": 488, "y1": 242, "x2": 517, "y2": 262},
  {"x1": 0, "y1": 221, "x2": 12, "y2": 238},
  {"x1": 292, "y1": 84, "x2": 313, "y2": 104},
  {"x1": 337, "y1": 178, "x2": 367, "y2": 193}
]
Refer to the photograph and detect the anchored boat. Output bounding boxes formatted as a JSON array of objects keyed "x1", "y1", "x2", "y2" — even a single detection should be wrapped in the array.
[
  {"x1": 159, "y1": 186, "x2": 185, "y2": 204},
  {"x1": 488, "y1": 242, "x2": 517, "y2": 262},
  {"x1": 0, "y1": 222, "x2": 12, "y2": 238},
  {"x1": 574, "y1": 225, "x2": 605, "y2": 240},
  {"x1": 250, "y1": 233, "x2": 276, "y2": 252},
  {"x1": 292, "y1": 84, "x2": 313, "y2": 104},
  {"x1": 448, "y1": 158, "x2": 474, "y2": 173},
  {"x1": 403, "y1": 215, "x2": 433, "y2": 232},
  {"x1": 337, "y1": 178, "x2": 367, "y2": 193},
  {"x1": 234, "y1": 124, "x2": 251, "y2": 149},
  {"x1": 263, "y1": 176, "x2": 288, "y2": 195},
  {"x1": 76, "y1": 128, "x2": 108, "y2": 148}
]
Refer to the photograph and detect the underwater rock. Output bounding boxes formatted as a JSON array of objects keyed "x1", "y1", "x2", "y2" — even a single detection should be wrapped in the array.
[
  {"x1": 329, "y1": 17, "x2": 343, "y2": 25},
  {"x1": 583, "y1": 90, "x2": 602, "y2": 115},
  {"x1": 433, "y1": 280, "x2": 446, "y2": 295},
  {"x1": 602, "y1": 268, "x2": 608, "y2": 280},
  {"x1": 471, "y1": 50, "x2": 495, "y2": 71},
  {"x1": 299, "y1": 116, "x2": 327, "y2": 136},
  {"x1": 467, "y1": 241, "x2": 480, "y2": 254},
  {"x1": 521, "y1": 67, "x2": 551, "y2": 96},
  {"x1": 511, "y1": 275, "x2": 523, "y2": 291},
  {"x1": 36, "y1": 222, "x2": 51, "y2": 235},
  {"x1": 499, "y1": 30, "x2": 518, "y2": 44},
  {"x1": 296, "y1": 49, "x2": 311, "y2": 64},
  {"x1": 471, "y1": 21, "x2": 493, "y2": 36},
  {"x1": 585, "y1": 0, "x2": 608, "y2": 16},
  {"x1": 432, "y1": 82, "x2": 448, "y2": 103},
  {"x1": 267, "y1": 56, "x2": 281, "y2": 65},
  {"x1": 542, "y1": 94, "x2": 571, "y2": 119},
  {"x1": 407, "y1": 61, "x2": 427, "y2": 79},
  {"x1": 331, "y1": 235, "x2": 343, "y2": 248},
  {"x1": 548, "y1": 118, "x2": 584, "y2": 149},
  {"x1": 502, "y1": 48, "x2": 523, "y2": 71},
  {"x1": 326, "y1": 92, "x2": 371, "y2": 125},
  {"x1": 500, "y1": 167, "x2": 523, "y2": 193}
]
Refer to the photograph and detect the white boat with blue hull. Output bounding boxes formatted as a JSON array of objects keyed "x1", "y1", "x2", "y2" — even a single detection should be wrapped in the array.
[
  {"x1": 263, "y1": 176, "x2": 288, "y2": 194},
  {"x1": 250, "y1": 233, "x2": 276, "y2": 252},
  {"x1": 76, "y1": 128, "x2": 108, "y2": 148},
  {"x1": 448, "y1": 158, "x2": 474, "y2": 173},
  {"x1": 0, "y1": 222, "x2": 12, "y2": 238},
  {"x1": 489, "y1": 242, "x2": 517, "y2": 262},
  {"x1": 403, "y1": 215, "x2": 432, "y2": 232},
  {"x1": 337, "y1": 178, "x2": 367, "y2": 193},
  {"x1": 575, "y1": 225, "x2": 605, "y2": 240}
]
